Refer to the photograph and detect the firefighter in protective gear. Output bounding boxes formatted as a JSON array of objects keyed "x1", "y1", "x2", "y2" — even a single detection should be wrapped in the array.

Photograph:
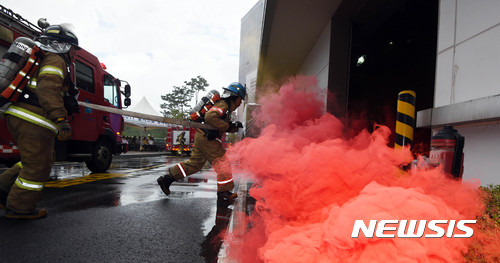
[
  {"x1": 157, "y1": 82, "x2": 246, "y2": 202},
  {"x1": 0, "y1": 23, "x2": 79, "y2": 219}
]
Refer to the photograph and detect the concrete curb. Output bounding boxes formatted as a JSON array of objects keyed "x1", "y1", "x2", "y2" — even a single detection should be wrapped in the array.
[{"x1": 218, "y1": 176, "x2": 248, "y2": 262}]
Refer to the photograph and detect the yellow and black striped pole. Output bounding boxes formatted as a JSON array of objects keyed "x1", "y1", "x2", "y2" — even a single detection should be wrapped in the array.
[{"x1": 394, "y1": 90, "x2": 416, "y2": 149}]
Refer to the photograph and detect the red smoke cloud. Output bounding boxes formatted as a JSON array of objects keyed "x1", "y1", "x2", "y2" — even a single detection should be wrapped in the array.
[{"x1": 225, "y1": 76, "x2": 494, "y2": 262}]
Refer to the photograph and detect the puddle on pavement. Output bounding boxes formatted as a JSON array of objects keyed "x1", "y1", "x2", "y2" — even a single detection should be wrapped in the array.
[
  {"x1": 48, "y1": 156, "x2": 171, "y2": 181},
  {"x1": 109, "y1": 158, "x2": 165, "y2": 170},
  {"x1": 41, "y1": 160, "x2": 235, "y2": 262},
  {"x1": 50, "y1": 162, "x2": 90, "y2": 181},
  {"x1": 44, "y1": 159, "x2": 220, "y2": 213},
  {"x1": 118, "y1": 172, "x2": 217, "y2": 206},
  {"x1": 200, "y1": 201, "x2": 233, "y2": 262}
]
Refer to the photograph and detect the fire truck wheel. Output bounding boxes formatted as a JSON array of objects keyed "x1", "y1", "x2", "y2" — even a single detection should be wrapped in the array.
[{"x1": 85, "y1": 139, "x2": 113, "y2": 173}]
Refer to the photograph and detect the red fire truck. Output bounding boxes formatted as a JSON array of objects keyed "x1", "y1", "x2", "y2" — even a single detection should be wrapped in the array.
[
  {"x1": 165, "y1": 125, "x2": 234, "y2": 155},
  {"x1": 0, "y1": 5, "x2": 131, "y2": 172},
  {"x1": 166, "y1": 126, "x2": 196, "y2": 155}
]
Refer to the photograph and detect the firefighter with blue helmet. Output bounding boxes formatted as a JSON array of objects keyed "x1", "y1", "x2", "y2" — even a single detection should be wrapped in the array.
[
  {"x1": 222, "y1": 82, "x2": 246, "y2": 100},
  {"x1": 0, "y1": 23, "x2": 78, "y2": 219},
  {"x1": 157, "y1": 82, "x2": 246, "y2": 202}
]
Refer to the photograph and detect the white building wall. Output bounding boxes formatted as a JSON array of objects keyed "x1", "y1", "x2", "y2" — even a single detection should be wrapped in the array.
[
  {"x1": 435, "y1": 0, "x2": 500, "y2": 185},
  {"x1": 297, "y1": 22, "x2": 331, "y2": 113},
  {"x1": 436, "y1": 0, "x2": 500, "y2": 106},
  {"x1": 460, "y1": 124, "x2": 500, "y2": 186}
]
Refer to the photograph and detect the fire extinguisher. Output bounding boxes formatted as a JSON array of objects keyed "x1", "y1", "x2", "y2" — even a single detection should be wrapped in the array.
[{"x1": 429, "y1": 126, "x2": 464, "y2": 179}]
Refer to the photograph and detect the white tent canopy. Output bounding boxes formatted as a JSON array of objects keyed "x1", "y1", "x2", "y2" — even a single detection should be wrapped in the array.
[
  {"x1": 132, "y1": 97, "x2": 162, "y2": 117},
  {"x1": 124, "y1": 96, "x2": 169, "y2": 128},
  {"x1": 123, "y1": 97, "x2": 170, "y2": 151}
]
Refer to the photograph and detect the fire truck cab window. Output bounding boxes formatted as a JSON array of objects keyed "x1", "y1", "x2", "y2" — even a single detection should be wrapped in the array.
[
  {"x1": 103, "y1": 75, "x2": 119, "y2": 108},
  {"x1": 75, "y1": 60, "x2": 94, "y2": 93}
]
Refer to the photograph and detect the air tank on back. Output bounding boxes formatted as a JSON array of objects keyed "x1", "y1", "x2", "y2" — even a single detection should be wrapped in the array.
[
  {"x1": 0, "y1": 37, "x2": 37, "y2": 89},
  {"x1": 190, "y1": 90, "x2": 220, "y2": 122}
]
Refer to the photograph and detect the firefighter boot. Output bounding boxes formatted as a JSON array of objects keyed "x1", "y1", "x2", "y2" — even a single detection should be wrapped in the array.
[
  {"x1": 217, "y1": 191, "x2": 238, "y2": 203},
  {"x1": 5, "y1": 208, "x2": 48, "y2": 219},
  {"x1": 157, "y1": 173, "x2": 175, "y2": 196}
]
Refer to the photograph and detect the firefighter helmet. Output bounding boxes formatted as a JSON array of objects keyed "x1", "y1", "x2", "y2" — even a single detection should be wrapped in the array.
[
  {"x1": 37, "y1": 24, "x2": 80, "y2": 53},
  {"x1": 40, "y1": 24, "x2": 79, "y2": 46},
  {"x1": 221, "y1": 82, "x2": 246, "y2": 100}
]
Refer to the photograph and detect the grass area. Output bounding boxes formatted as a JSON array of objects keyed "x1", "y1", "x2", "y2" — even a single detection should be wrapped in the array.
[
  {"x1": 481, "y1": 184, "x2": 500, "y2": 225},
  {"x1": 463, "y1": 184, "x2": 500, "y2": 262}
]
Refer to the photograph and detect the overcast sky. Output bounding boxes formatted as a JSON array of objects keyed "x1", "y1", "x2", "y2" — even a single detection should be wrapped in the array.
[{"x1": 2, "y1": 0, "x2": 258, "y2": 113}]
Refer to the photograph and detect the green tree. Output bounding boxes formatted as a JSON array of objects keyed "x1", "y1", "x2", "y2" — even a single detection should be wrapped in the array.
[
  {"x1": 184, "y1": 76, "x2": 209, "y2": 102},
  {"x1": 160, "y1": 76, "x2": 209, "y2": 119}
]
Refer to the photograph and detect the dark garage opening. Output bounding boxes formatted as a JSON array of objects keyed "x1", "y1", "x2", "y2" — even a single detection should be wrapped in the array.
[{"x1": 346, "y1": 0, "x2": 438, "y2": 154}]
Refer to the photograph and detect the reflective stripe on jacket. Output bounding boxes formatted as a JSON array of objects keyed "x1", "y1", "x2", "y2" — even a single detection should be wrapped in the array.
[
  {"x1": 38, "y1": 65, "x2": 64, "y2": 79},
  {"x1": 5, "y1": 105, "x2": 58, "y2": 134}
]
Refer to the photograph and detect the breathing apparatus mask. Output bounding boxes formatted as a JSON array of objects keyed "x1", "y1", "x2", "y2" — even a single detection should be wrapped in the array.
[{"x1": 36, "y1": 39, "x2": 72, "y2": 54}]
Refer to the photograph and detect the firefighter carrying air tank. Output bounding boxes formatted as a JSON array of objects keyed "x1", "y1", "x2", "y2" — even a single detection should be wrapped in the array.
[
  {"x1": 0, "y1": 22, "x2": 79, "y2": 219},
  {"x1": 157, "y1": 82, "x2": 246, "y2": 203}
]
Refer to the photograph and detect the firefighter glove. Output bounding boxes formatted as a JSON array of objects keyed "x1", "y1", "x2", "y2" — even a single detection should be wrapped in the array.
[
  {"x1": 56, "y1": 119, "x2": 71, "y2": 141},
  {"x1": 206, "y1": 129, "x2": 219, "y2": 140},
  {"x1": 229, "y1": 121, "x2": 243, "y2": 131}
]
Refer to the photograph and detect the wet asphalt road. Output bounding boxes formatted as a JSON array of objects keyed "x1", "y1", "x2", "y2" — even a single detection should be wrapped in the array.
[{"x1": 0, "y1": 153, "x2": 238, "y2": 263}]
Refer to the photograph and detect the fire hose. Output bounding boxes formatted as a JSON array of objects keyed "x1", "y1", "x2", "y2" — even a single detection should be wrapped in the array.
[{"x1": 77, "y1": 101, "x2": 217, "y2": 130}]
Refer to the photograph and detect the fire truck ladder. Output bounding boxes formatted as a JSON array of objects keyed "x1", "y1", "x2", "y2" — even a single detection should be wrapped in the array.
[{"x1": 0, "y1": 4, "x2": 41, "y2": 39}]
